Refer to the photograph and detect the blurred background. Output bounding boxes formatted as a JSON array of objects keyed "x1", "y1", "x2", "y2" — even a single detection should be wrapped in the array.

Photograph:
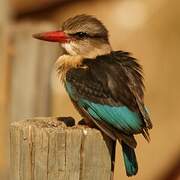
[{"x1": 0, "y1": 0, "x2": 180, "y2": 179}]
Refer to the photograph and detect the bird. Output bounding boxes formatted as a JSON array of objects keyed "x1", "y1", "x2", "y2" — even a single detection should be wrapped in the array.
[{"x1": 33, "y1": 14, "x2": 153, "y2": 176}]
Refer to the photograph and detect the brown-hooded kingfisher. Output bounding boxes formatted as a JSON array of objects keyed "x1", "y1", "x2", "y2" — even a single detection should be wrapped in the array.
[{"x1": 33, "y1": 14, "x2": 153, "y2": 176}]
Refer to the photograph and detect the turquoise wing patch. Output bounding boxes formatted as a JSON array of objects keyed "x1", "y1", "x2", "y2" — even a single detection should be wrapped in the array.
[
  {"x1": 65, "y1": 82, "x2": 143, "y2": 134},
  {"x1": 79, "y1": 99, "x2": 143, "y2": 134}
]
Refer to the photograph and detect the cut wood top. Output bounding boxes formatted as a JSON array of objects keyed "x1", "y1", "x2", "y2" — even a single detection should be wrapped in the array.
[{"x1": 11, "y1": 116, "x2": 108, "y2": 135}]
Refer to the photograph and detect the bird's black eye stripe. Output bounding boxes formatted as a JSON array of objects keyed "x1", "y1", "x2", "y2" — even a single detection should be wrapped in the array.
[
  {"x1": 69, "y1": 32, "x2": 104, "y2": 39},
  {"x1": 74, "y1": 32, "x2": 88, "y2": 38},
  {"x1": 69, "y1": 32, "x2": 89, "y2": 39}
]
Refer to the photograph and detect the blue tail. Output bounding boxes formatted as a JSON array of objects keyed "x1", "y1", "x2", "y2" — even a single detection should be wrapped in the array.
[{"x1": 122, "y1": 141, "x2": 138, "y2": 176}]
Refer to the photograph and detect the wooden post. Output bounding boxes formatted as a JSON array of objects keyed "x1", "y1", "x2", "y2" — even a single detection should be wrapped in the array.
[{"x1": 10, "y1": 117, "x2": 115, "y2": 180}]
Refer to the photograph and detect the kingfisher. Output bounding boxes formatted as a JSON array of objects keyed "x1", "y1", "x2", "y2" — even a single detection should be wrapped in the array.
[{"x1": 33, "y1": 14, "x2": 153, "y2": 176}]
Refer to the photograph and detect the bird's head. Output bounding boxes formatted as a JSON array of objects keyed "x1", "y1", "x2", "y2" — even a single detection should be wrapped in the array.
[{"x1": 33, "y1": 14, "x2": 111, "y2": 58}]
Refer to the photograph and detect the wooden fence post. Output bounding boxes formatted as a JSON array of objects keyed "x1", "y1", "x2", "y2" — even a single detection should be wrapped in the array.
[{"x1": 10, "y1": 117, "x2": 115, "y2": 180}]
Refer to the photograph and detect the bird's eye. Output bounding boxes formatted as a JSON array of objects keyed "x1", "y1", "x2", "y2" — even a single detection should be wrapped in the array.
[{"x1": 75, "y1": 32, "x2": 88, "y2": 39}]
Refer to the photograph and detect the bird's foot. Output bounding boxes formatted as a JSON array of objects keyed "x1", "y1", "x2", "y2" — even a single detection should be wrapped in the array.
[
  {"x1": 57, "y1": 117, "x2": 75, "y2": 127},
  {"x1": 78, "y1": 119, "x2": 96, "y2": 128},
  {"x1": 78, "y1": 119, "x2": 87, "y2": 125}
]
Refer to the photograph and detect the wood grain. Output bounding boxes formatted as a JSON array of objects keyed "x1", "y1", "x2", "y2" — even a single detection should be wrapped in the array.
[{"x1": 10, "y1": 117, "x2": 115, "y2": 180}]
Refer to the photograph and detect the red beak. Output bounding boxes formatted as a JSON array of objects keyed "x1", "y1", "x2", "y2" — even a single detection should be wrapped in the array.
[{"x1": 33, "y1": 31, "x2": 70, "y2": 43}]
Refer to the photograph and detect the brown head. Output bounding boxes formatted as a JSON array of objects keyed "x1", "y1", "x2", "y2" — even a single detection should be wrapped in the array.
[{"x1": 33, "y1": 14, "x2": 112, "y2": 58}]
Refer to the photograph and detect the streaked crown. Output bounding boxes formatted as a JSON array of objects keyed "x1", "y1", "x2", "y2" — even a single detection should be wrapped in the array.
[{"x1": 62, "y1": 14, "x2": 109, "y2": 41}]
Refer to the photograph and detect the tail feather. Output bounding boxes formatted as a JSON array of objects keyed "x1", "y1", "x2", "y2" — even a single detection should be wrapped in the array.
[{"x1": 122, "y1": 141, "x2": 138, "y2": 176}]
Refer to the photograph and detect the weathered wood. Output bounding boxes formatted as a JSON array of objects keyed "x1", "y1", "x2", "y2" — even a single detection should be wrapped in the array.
[
  {"x1": 10, "y1": 117, "x2": 115, "y2": 180},
  {"x1": 10, "y1": 23, "x2": 60, "y2": 122}
]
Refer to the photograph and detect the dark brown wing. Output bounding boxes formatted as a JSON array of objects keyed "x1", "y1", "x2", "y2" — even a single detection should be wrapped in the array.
[
  {"x1": 66, "y1": 51, "x2": 152, "y2": 133},
  {"x1": 113, "y1": 51, "x2": 153, "y2": 130}
]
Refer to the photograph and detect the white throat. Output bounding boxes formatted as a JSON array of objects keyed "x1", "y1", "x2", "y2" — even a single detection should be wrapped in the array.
[
  {"x1": 62, "y1": 41, "x2": 112, "y2": 59},
  {"x1": 62, "y1": 42, "x2": 78, "y2": 56}
]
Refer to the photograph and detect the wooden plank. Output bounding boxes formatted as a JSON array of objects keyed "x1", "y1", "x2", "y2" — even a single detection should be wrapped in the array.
[
  {"x1": 10, "y1": 117, "x2": 115, "y2": 180},
  {"x1": 10, "y1": 22, "x2": 60, "y2": 122}
]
